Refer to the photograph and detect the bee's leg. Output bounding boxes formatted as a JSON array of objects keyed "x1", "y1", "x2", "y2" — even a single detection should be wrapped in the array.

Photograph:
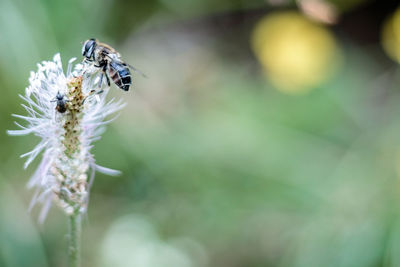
[
  {"x1": 83, "y1": 77, "x2": 102, "y2": 104},
  {"x1": 101, "y1": 64, "x2": 110, "y2": 87},
  {"x1": 96, "y1": 72, "x2": 106, "y2": 95},
  {"x1": 82, "y1": 96, "x2": 89, "y2": 105},
  {"x1": 82, "y1": 91, "x2": 97, "y2": 104},
  {"x1": 105, "y1": 73, "x2": 111, "y2": 86},
  {"x1": 98, "y1": 72, "x2": 104, "y2": 88}
]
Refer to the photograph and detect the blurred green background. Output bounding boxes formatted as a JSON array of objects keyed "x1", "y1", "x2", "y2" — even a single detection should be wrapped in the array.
[{"x1": 2, "y1": 0, "x2": 400, "y2": 266}]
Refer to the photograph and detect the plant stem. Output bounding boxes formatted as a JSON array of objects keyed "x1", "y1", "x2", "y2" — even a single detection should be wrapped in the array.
[{"x1": 68, "y1": 213, "x2": 81, "y2": 267}]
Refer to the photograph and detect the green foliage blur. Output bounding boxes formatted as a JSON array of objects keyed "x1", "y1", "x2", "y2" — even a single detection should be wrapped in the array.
[{"x1": 1, "y1": 0, "x2": 400, "y2": 266}]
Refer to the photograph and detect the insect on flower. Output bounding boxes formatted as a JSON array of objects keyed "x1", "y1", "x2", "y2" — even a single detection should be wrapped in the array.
[
  {"x1": 51, "y1": 92, "x2": 69, "y2": 113},
  {"x1": 7, "y1": 53, "x2": 124, "y2": 222},
  {"x1": 82, "y1": 38, "x2": 145, "y2": 91}
]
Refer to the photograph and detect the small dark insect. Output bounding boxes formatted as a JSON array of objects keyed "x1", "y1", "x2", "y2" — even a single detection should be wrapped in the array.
[
  {"x1": 82, "y1": 38, "x2": 144, "y2": 91},
  {"x1": 51, "y1": 92, "x2": 69, "y2": 113}
]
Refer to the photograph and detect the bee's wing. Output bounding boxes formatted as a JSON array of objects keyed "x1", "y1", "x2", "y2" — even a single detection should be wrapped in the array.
[{"x1": 126, "y1": 63, "x2": 147, "y2": 78}]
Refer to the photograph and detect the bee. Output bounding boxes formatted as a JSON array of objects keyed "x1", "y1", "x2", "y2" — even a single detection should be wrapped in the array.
[
  {"x1": 82, "y1": 38, "x2": 143, "y2": 91},
  {"x1": 51, "y1": 92, "x2": 69, "y2": 113}
]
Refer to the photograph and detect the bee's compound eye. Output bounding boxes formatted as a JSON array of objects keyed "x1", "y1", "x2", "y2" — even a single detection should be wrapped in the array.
[
  {"x1": 82, "y1": 39, "x2": 96, "y2": 58},
  {"x1": 82, "y1": 40, "x2": 88, "y2": 56}
]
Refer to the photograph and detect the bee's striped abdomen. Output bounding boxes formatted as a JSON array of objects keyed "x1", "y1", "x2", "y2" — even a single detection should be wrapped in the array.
[{"x1": 109, "y1": 61, "x2": 132, "y2": 91}]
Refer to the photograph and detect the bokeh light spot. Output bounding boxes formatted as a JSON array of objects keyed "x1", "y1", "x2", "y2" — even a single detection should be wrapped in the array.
[
  {"x1": 382, "y1": 7, "x2": 400, "y2": 63},
  {"x1": 251, "y1": 11, "x2": 340, "y2": 94}
]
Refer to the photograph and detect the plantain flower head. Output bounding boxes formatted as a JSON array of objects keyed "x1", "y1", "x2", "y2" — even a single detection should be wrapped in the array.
[{"x1": 8, "y1": 53, "x2": 124, "y2": 222}]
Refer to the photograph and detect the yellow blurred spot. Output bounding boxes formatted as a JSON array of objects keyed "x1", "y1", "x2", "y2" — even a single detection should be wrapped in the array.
[
  {"x1": 382, "y1": 8, "x2": 400, "y2": 63},
  {"x1": 251, "y1": 12, "x2": 340, "y2": 94}
]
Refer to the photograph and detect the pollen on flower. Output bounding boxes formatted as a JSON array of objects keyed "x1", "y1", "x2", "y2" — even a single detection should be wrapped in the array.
[{"x1": 7, "y1": 53, "x2": 125, "y2": 222}]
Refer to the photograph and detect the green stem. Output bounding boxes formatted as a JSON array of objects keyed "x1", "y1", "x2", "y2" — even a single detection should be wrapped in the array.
[{"x1": 68, "y1": 213, "x2": 81, "y2": 267}]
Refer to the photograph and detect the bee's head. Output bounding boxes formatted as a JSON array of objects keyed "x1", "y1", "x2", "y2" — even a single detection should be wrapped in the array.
[{"x1": 82, "y1": 38, "x2": 97, "y2": 60}]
